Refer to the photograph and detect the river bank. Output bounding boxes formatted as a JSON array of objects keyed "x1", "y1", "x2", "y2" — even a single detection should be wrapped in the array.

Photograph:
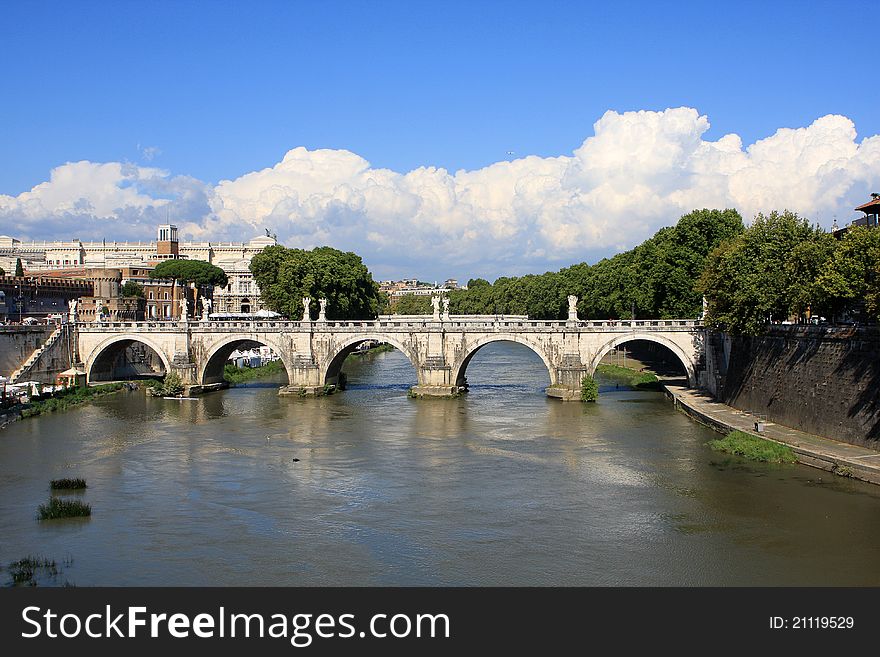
[
  {"x1": 1, "y1": 382, "x2": 132, "y2": 429},
  {"x1": 223, "y1": 359, "x2": 287, "y2": 384},
  {"x1": 347, "y1": 342, "x2": 395, "y2": 357},
  {"x1": 596, "y1": 361, "x2": 880, "y2": 482},
  {"x1": 664, "y1": 384, "x2": 880, "y2": 485},
  {"x1": 594, "y1": 363, "x2": 661, "y2": 390}
]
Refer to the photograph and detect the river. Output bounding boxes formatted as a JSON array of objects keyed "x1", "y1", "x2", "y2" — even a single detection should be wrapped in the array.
[{"x1": 2, "y1": 342, "x2": 879, "y2": 586}]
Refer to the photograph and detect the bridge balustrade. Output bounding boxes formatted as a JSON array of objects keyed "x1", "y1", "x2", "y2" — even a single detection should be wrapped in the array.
[{"x1": 76, "y1": 318, "x2": 702, "y2": 332}]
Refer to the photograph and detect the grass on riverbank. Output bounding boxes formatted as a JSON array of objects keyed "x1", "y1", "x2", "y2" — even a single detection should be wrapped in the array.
[
  {"x1": 595, "y1": 363, "x2": 661, "y2": 390},
  {"x1": 19, "y1": 383, "x2": 127, "y2": 419},
  {"x1": 50, "y1": 478, "x2": 87, "y2": 490},
  {"x1": 223, "y1": 359, "x2": 287, "y2": 384},
  {"x1": 708, "y1": 430, "x2": 797, "y2": 464},
  {"x1": 37, "y1": 497, "x2": 91, "y2": 520}
]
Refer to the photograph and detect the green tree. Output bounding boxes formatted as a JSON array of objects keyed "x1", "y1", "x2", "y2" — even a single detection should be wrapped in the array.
[
  {"x1": 699, "y1": 211, "x2": 824, "y2": 334},
  {"x1": 15, "y1": 257, "x2": 24, "y2": 277},
  {"x1": 377, "y1": 291, "x2": 391, "y2": 314},
  {"x1": 393, "y1": 294, "x2": 432, "y2": 315},
  {"x1": 150, "y1": 260, "x2": 228, "y2": 288},
  {"x1": 120, "y1": 281, "x2": 145, "y2": 298},
  {"x1": 449, "y1": 278, "x2": 494, "y2": 315},
  {"x1": 784, "y1": 231, "x2": 837, "y2": 319},
  {"x1": 249, "y1": 245, "x2": 382, "y2": 320},
  {"x1": 443, "y1": 209, "x2": 743, "y2": 320},
  {"x1": 815, "y1": 226, "x2": 880, "y2": 321},
  {"x1": 571, "y1": 208, "x2": 744, "y2": 319}
]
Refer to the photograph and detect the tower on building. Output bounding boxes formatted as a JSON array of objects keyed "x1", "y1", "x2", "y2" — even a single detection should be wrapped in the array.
[{"x1": 157, "y1": 224, "x2": 179, "y2": 258}]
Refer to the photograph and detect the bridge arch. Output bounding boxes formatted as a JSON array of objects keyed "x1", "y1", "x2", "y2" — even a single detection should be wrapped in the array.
[
  {"x1": 199, "y1": 334, "x2": 293, "y2": 385},
  {"x1": 589, "y1": 333, "x2": 697, "y2": 387},
  {"x1": 451, "y1": 333, "x2": 556, "y2": 389},
  {"x1": 321, "y1": 334, "x2": 420, "y2": 387},
  {"x1": 85, "y1": 334, "x2": 172, "y2": 383}
]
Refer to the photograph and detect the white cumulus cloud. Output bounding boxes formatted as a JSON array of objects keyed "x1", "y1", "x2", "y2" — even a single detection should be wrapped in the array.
[{"x1": 2, "y1": 107, "x2": 878, "y2": 279}]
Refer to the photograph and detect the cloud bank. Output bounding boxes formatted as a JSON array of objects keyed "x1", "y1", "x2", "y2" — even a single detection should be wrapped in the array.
[{"x1": 2, "y1": 107, "x2": 879, "y2": 278}]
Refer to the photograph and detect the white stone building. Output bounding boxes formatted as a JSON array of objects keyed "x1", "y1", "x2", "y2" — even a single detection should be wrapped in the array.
[{"x1": 0, "y1": 226, "x2": 277, "y2": 315}]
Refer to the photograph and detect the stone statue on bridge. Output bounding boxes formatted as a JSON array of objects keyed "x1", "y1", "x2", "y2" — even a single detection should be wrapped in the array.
[
  {"x1": 302, "y1": 297, "x2": 311, "y2": 322},
  {"x1": 442, "y1": 297, "x2": 450, "y2": 321},
  {"x1": 68, "y1": 298, "x2": 78, "y2": 323},
  {"x1": 201, "y1": 297, "x2": 212, "y2": 322},
  {"x1": 431, "y1": 295, "x2": 441, "y2": 321},
  {"x1": 568, "y1": 295, "x2": 579, "y2": 322},
  {"x1": 180, "y1": 297, "x2": 188, "y2": 322},
  {"x1": 318, "y1": 298, "x2": 327, "y2": 322}
]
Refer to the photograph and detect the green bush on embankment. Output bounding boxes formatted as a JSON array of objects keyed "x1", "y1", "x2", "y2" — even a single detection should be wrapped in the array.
[
  {"x1": 580, "y1": 375, "x2": 599, "y2": 402},
  {"x1": 19, "y1": 383, "x2": 127, "y2": 419},
  {"x1": 708, "y1": 430, "x2": 797, "y2": 464}
]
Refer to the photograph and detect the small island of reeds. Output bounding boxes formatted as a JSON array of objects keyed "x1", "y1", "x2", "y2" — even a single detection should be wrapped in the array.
[
  {"x1": 38, "y1": 498, "x2": 92, "y2": 520},
  {"x1": 50, "y1": 478, "x2": 87, "y2": 490}
]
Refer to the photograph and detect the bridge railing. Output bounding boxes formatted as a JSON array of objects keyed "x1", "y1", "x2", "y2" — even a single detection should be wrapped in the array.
[{"x1": 74, "y1": 318, "x2": 703, "y2": 331}]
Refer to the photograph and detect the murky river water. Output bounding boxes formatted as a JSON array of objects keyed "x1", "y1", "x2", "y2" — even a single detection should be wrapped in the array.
[{"x1": 2, "y1": 342, "x2": 879, "y2": 586}]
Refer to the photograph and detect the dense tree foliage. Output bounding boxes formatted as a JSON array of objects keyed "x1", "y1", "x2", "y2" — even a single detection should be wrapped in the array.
[
  {"x1": 699, "y1": 213, "x2": 880, "y2": 334},
  {"x1": 814, "y1": 226, "x2": 880, "y2": 321},
  {"x1": 240, "y1": 206, "x2": 875, "y2": 332},
  {"x1": 393, "y1": 294, "x2": 432, "y2": 315},
  {"x1": 150, "y1": 259, "x2": 228, "y2": 288},
  {"x1": 120, "y1": 281, "x2": 144, "y2": 298},
  {"x1": 447, "y1": 209, "x2": 744, "y2": 319},
  {"x1": 250, "y1": 245, "x2": 382, "y2": 320}
]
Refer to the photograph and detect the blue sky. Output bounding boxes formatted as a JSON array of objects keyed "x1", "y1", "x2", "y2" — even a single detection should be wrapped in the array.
[{"x1": 1, "y1": 1, "x2": 878, "y2": 280}]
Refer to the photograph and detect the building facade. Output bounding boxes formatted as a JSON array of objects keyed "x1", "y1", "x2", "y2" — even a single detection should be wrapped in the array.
[
  {"x1": 0, "y1": 226, "x2": 277, "y2": 316},
  {"x1": 0, "y1": 275, "x2": 94, "y2": 322}
]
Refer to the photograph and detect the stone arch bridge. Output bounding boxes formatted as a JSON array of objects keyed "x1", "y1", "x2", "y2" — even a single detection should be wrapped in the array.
[{"x1": 75, "y1": 315, "x2": 706, "y2": 400}]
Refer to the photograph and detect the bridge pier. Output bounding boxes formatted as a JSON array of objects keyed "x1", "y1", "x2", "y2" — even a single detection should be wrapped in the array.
[
  {"x1": 278, "y1": 357, "x2": 325, "y2": 396},
  {"x1": 409, "y1": 384, "x2": 463, "y2": 398},
  {"x1": 545, "y1": 362, "x2": 592, "y2": 401}
]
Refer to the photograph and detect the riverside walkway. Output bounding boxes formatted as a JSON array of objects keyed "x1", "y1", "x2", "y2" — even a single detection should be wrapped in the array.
[{"x1": 664, "y1": 384, "x2": 880, "y2": 485}]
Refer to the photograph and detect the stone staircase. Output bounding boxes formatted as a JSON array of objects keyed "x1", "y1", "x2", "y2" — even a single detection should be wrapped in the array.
[{"x1": 9, "y1": 325, "x2": 65, "y2": 384}]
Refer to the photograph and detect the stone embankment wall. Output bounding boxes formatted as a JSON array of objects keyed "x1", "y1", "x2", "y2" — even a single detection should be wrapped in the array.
[
  {"x1": 0, "y1": 325, "x2": 76, "y2": 384},
  {"x1": 0, "y1": 326, "x2": 52, "y2": 377},
  {"x1": 711, "y1": 326, "x2": 880, "y2": 448}
]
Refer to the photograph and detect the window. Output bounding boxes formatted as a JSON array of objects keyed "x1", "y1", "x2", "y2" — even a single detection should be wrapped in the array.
[
  {"x1": 164, "y1": 292, "x2": 169, "y2": 300},
  {"x1": 149, "y1": 292, "x2": 154, "y2": 300}
]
